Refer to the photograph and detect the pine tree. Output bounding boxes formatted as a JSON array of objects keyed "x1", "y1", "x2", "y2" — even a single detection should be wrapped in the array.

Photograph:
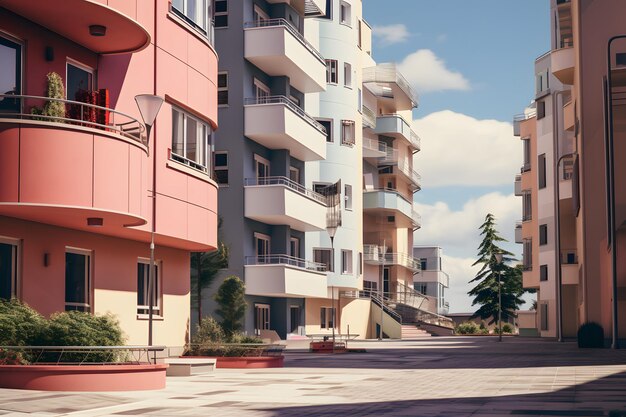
[
  {"x1": 215, "y1": 275, "x2": 247, "y2": 336},
  {"x1": 469, "y1": 213, "x2": 525, "y2": 324}
]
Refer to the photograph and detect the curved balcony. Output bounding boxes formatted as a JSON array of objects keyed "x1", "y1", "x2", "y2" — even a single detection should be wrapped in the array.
[
  {"x1": 362, "y1": 137, "x2": 387, "y2": 159},
  {"x1": 374, "y1": 115, "x2": 420, "y2": 151},
  {"x1": 551, "y1": 47, "x2": 574, "y2": 85},
  {"x1": 0, "y1": 94, "x2": 148, "y2": 236},
  {"x1": 361, "y1": 245, "x2": 420, "y2": 273},
  {"x1": 244, "y1": 96, "x2": 326, "y2": 161},
  {"x1": 363, "y1": 189, "x2": 421, "y2": 229},
  {"x1": 244, "y1": 19, "x2": 326, "y2": 93},
  {"x1": 266, "y1": 0, "x2": 326, "y2": 17},
  {"x1": 363, "y1": 63, "x2": 418, "y2": 109},
  {"x1": 244, "y1": 177, "x2": 327, "y2": 232},
  {"x1": 2, "y1": 0, "x2": 150, "y2": 54},
  {"x1": 244, "y1": 255, "x2": 327, "y2": 298}
]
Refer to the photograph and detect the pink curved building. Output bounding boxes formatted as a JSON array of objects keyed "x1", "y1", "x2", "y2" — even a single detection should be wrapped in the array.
[{"x1": 0, "y1": 0, "x2": 218, "y2": 346}]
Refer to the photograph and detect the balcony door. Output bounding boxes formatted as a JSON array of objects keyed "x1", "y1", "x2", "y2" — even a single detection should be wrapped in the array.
[
  {"x1": 254, "y1": 232, "x2": 270, "y2": 264},
  {"x1": 254, "y1": 79, "x2": 270, "y2": 103},
  {"x1": 255, "y1": 154, "x2": 270, "y2": 185},
  {"x1": 253, "y1": 5, "x2": 269, "y2": 24},
  {"x1": 254, "y1": 304, "x2": 270, "y2": 335},
  {"x1": 66, "y1": 61, "x2": 94, "y2": 101},
  {"x1": 289, "y1": 306, "x2": 301, "y2": 334},
  {"x1": 0, "y1": 35, "x2": 21, "y2": 112}
]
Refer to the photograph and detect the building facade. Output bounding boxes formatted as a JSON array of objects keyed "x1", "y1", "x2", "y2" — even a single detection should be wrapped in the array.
[
  {"x1": 413, "y1": 246, "x2": 450, "y2": 316},
  {"x1": 0, "y1": 0, "x2": 219, "y2": 347}
]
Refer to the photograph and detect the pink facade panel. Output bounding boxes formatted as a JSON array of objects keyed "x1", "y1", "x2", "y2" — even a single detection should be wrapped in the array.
[
  {"x1": 157, "y1": 195, "x2": 189, "y2": 242},
  {"x1": 128, "y1": 147, "x2": 145, "y2": 219},
  {"x1": 93, "y1": 138, "x2": 131, "y2": 214},
  {"x1": 0, "y1": 126, "x2": 20, "y2": 203},
  {"x1": 187, "y1": 68, "x2": 214, "y2": 119}
]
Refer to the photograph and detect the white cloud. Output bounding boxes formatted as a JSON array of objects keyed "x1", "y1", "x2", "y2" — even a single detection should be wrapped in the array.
[
  {"x1": 398, "y1": 49, "x2": 470, "y2": 93},
  {"x1": 413, "y1": 110, "x2": 521, "y2": 187},
  {"x1": 372, "y1": 24, "x2": 410, "y2": 45},
  {"x1": 440, "y1": 255, "x2": 480, "y2": 313}
]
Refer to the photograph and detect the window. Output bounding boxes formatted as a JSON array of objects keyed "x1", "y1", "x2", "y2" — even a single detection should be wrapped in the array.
[
  {"x1": 357, "y1": 19, "x2": 362, "y2": 48},
  {"x1": 539, "y1": 224, "x2": 548, "y2": 245},
  {"x1": 253, "y1": 4, "x2": 269, "y2": 23},
  {"x1": 358, "y1": 88, "x2": 362, "y2": 113},
  {"x1": 522, "y1": 138, "x2": 531, "y2": 172},
  {"x1": 0, "y1": 238, "x2": 19, "y2": 300},
  {"x1": 416, "y1": 283, "x2": 428, "y2": 295},
  {"x1": 214, "y1": 151, "x2": 228, "y2": 184},
  {"x1": 344, "y1": 62, "x2": 352, "y2": 87},
  {"x1": 358, "y1": 252, "x2": 362, "y2": 275},
  {"x1": 523, "y1": 239, "x2": 532, "y2": 271},
  {"x1": 344, "y1": 184, "x2": 352, "y2": 210},
  {"x1": 420, "y1": 258, "x2": 427, "y2": 271},
  {"x1": 341, "y1": 120, "x2": 355, "y2": 146},
  {"x1": 535, "y1": 70, "x2": 549, "y2": 95},
  {"x1": 214, "y1": 0, "x2": 228, "y2": 27},
  {"x1": 0, "y1": 35, "x2": 21, "y2": 113},
  {"x1": 326, "y1": 59, "x2": 338, "y2": 84},
  {"x1": 341, "y1": 250, "x2": 353, "y2": 274},
  {"x1": 290, "y1": 237, "x2": 300, "y2": 258},
  {"x1": 65, "y1": 249, "x2": 91, "y2": 312},
  {"x1": 255, "y1": 304, "x2": 270, "y2": 335},
  {"x1": 254, "y1": 233, "x2": 271, "y2": 264},
  {"x1": 313, "y1": 248, "x2": 333, "y2": 272},
  {"x1": 538, "y1": 154, "x2": 546, "y2": 188},
  {"x1": 66, "y1": 61, "x2": 93, "y2": 101},
  {"x1": 289, "y1": 166, "x2": 300, "y2": 183},
  {"x1": 254, "y1": 154, "x2": 270, "y2": 181},
  {"x1": 540, "y1": 303, "x2": 549, "y2": 331},
  {"x1": 218, "y1": 72, "x2": 228, "y2": 106},
  {"x1": 540, "y1": 264, "x2": 548, "y2": 282},
  {"x1": 171, "y1": 0, "x2": 212, "y2": 35},
  {"x1": 137, "y1": 259, "x2": 161, "y2": 316},
  {"x1": 320, "y1": 307, "x2": 336, "y2": 329},
  {"x1": 254, "y1": 78, "x2": 270, "y2": 101},
  {"x1": 317, "y1": 119, "x2": 333, "y2": 142},
  {"x1": 340, "y1": 1, "x2": 351, "y2": 26},
  {"x1": 172, "y1": 107, "x2": 212, "y2": 172},
  {"x1": 537, "y1": 100, "x2": 546, "y2": 119},
  {"x1": 320, "y1": 0, "x2": 332, "y2": 19},
  {"x1": 522, "y1": 192, "x2": 532, "y2": 221}
]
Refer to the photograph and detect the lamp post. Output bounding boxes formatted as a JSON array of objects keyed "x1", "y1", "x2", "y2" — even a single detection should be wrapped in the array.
[
  {"x1": 379, "y1": 239, "x2": 386, "y2": 341},
  {"x1": 495, "y1": 252, "x2": 504, "y2": 342},
  {"x1": 135, "y1": 94, "x2": 164, "y2": 347}
]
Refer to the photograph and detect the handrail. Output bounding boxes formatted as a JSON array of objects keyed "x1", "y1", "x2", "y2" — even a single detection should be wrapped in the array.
[
  {"x1": 245, "y1": 254, "x2": 327, "y2": 272},
  {"x1": 169, "y1": 149, "x2": 209, "y2": 173},
  {"x1": 362, "y1": 105, "x2": 377, "y2": 129},
  {"x1": 0, "y1": 94, "x2": 146, "y2": 144},
  {"x1": 362, "y1": 137, "x2": 387, "y2": 153},
  {"x1": 244, "y1": 95, "x2": 326, "y2": 134},
  {"x1": 364, "y1": 187, "x2": 414, "y2": 206},
  {"x1": 244, "y1": 176, "x2": 327, "y2": 205},
  {"x1": 0, "y1": 345, "x2": 166, "y2": 365},
  {"x1": 244, "y1": 18, "x2": 325, "y2": 64},
  {"x1": 362, "y1": 63, "x2": 419, "y2": 107},
  {"x1": 375, "y1": 114, "x2": 420, "y2": 149}
]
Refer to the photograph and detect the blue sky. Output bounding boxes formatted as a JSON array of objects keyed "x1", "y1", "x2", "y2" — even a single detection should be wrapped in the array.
[{"x1": 362, "y1": 1, "x2": 550, "y2": 312}]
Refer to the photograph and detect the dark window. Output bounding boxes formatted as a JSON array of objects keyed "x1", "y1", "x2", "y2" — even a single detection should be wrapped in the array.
[
  {"x1": 317, "y1": 119, "x2": 332, "y2": 142},
  {"x1": 420, "y1": 258, "x2": 427, "y2": 270},
  {"x1": 0, "y1": 35, "x2": 22, "y2": 113},
  {"x1": 540, "y1": 303, "x2": 548, "y2": 330},
  {"x1": 0, "y1": 242, "x2": 17, "y2": 300},
  {"x1": 540, "y1": 265, "x2": 548, "y2": 281},
  {"x1": 538, "y1": 154, "x2": 546, "y2": 188},
  {"x1": 65, "y1": 252, "x2": 90, "y2": 312},
  {"x1": 217, "y1": 72, "x2": 228, "y2": 105},
  {"x1": 617, "y1": 53, "x2": 626, "y2": 67},
  {"x1": 537, "y1": 100, "x2": 546, "y2": 119},
  {"x1": 214, "y1": 151, "x2": 228, "y2": 184},
  {"x1": 320, "y1": 0, "x2": 332, "y2": 19},
  {"x1": 539, "y1": 224, "x2": 548, "y2": 245},
  {"x1": 67, "y1": 63, "x2": 93, "y2": 101},
  {"x1": 214, "y1": 0, "x2": 228, "y2": 27}
]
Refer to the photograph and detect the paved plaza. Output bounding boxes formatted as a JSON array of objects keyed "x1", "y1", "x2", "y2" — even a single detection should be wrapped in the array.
[{"x1": 1, "y1": 337, "x2": 626, "y2": 417}]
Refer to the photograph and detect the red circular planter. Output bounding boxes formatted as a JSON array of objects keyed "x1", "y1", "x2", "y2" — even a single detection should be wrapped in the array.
[
  {"x1": 0, "y1": 364, "x2": 168, "y2": 391},
  {"x1": 184, "y1": 356, "x2": 284, "y2": 368}
]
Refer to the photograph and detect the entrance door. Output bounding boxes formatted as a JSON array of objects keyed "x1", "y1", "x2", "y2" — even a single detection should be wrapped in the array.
[
  {"x1": 289, "y1": 306, "x2": 300, "y2": 334},
  {"x1": 254, "y1": 304, "x2": 270, "y2": 335}
]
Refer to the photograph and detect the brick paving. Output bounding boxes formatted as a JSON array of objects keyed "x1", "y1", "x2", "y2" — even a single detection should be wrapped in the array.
[{"x1": 1, "y1": 337, "x2": 626, "y2": 416}]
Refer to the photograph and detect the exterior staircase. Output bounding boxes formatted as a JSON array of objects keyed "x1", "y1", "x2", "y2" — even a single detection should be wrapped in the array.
[{"x1": 401, "y1": 324, "x2": 432, "y2": 339}]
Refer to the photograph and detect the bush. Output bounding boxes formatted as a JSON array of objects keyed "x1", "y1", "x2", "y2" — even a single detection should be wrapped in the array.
[
  {"x1": 193, "y1": 316, "x2": 225, "y2": 345},
  {"x1": 578, "y1": 322, "x2": 604, "y2": 348},
  {"x1": 479, "y1": 327, "x2": 489, "y2": 335},
  {"x1": 186, "y1": 317, "x2": 264, "y2": 357},
  {"x1": 0, "y1": 349, "x2": 28, "y2": 365},
  {"x1": 502, "y1": 323, "x2": 514, "y2": 334},
  {"x1": 0, "y1": 299, "x2": 46, "y2": 346},
  {"x1": 215, "y1": 276, "x2": 247, "y2": 336},
  {"x1": 455, "y1": 321, "x2": 479, "y2": 335},
  {"x1": 43, "y1": 72, "x2": 66, "y2": 121}
]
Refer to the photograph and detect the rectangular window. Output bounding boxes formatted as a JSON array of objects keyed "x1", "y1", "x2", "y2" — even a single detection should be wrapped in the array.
[
  {"x1": 218, "y1": 72, "x2": 228, "y2": 106},
  {"x1": 420, "y1": 258, "x2": 427, "y2": 271},
  {"x1": 214, "y1": 0, "x2": 228, "y2": 27},
  {"x1": 341, "y1": 120, "x2": 355, "y2": 146},
  {"x1": 535, "y1": 70, "x2": 549, "y2": 95},
  {"x1": 65, "y1": 249, "x2": 91, "y2": 312},
  {"x1": 0, "y1": 238, "x2": 19, "y2": 300},
  {"x1": 321, "y1": 0, "x2": 332, "y2": 19},
  {"x1": 326, "y1": 59, "x2": 338, "y2": 84},
  {"x1": 313, "y1": 248, "x2": 333, "y2": 272},
  {"x1": 66, "y1": 61, "x2": 93, "y2": 101},
  {"x1": 340, "y1": 1, "x2": 351, "y2": 26},
  {"x1": 523, "y1": 239, "x2": 532, "y2": 271},
  {"x1": 172, "y1": 107, "x2": 212, "y2": 173},
  {"x1": 341, "y1": 250, "x2": 353, "y2": 274},
  {"x1": 357, "y1": 19, "x2": 362, "y2": 48},
  {"x1": 253, "y1": 4, "x2": 269, "y2": 23},
  {"x1": 171, "y1": 0, "x2": 211, "y2": 34},
  {"x1": 540, "y1": 303, "x2": 549, "y2": 331},
  {"x1": 254, "y1": 304, "x2": 270, "y2": 334},
  {"x1": 254, "y1": 154, "x2": 270, "y2": 181},
  {"x1": 317, "y1": 119, "x2": 333, "y2": 142},
  {"x1": 0, "y1": 35, "x2": 22, "y2": 112},
  {"x1": 358, "y1": 88, "x2": 362, "y2": 113},
  {"x1": 358, "y1": 252, "x2": 362, "y2": 275},
  {"x1": 417, "y1": 283, "x2": 428, "y2": 295},
  {"x1": 289, "y1": 166, "x2": 300, "y2": 183},
  {"x1": 214, "y1": 151, "x2": 228, "y2": 184},
  {"x1": 540, "y1": 264, "x2": 548, "y2": 282},
  {"x1": 289, "y1": 237, "x2": 300, "y2": 258},
  {"x1": 539, "y1": 224, "x2": 548, "y2": 245},
  {"x1": 254, "y1": 78, "x2": 271, "y2": 101},
  {"x1": 344, "y1": 62, "x2": 352, "y2": 88},
  {"x1": 344, "y1": 184, "x2": 352, "y2": 210},
  {"x1": 523, "y1": 192, "x2": 532, "y2": 221},
  {"x1": 254, "y1": 233, "x2": 271, "y2": 258},
  {"x1": 537, "y1": 100, "x2": 546, "y2": 119},
  {"x1": 538, "y1": 154, "x2": 546, "y2": 188},
  {"x1": 522, "y1": 138, "x2": 531, "y2": 172},
  {"x1": 320, "y1": 307, "x2": 336, "y2": 329},
  {"x1": 137, "y1": 259, "x2": 161, "y2": 316}
]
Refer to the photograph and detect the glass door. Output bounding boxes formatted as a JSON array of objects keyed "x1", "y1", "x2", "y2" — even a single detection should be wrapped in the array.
[
  {"x1": 0, "y1": 36, "x2": 21, "y2": 113},
  {"x1": 255, "y1": 304, "x2": 270, "y2": 335},
  {"x1": 289, "y1": 306, "x2": 300, "y2": 334}
]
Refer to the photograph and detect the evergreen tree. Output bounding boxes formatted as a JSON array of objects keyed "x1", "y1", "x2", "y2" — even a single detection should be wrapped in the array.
[
  {"x1": 215, "y1": 275, "x2": 247, "y2": 336},
  {"x1": 469, "y1": 213, "x2": 525, "y2": 324}
]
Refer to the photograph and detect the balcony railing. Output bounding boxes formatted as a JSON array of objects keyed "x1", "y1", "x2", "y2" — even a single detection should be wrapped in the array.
[
  {"x1": 397, "y1": 159, "x2": 421, "y2": 189},
  {"x1": 0, "y1": 94, "x2": 145, "y2": 144},
  {"x1": 244, "y1": 96, "x2": 326, "y2": 134},
  {"x1": 362, "y1": 105, "x2": 377, "y2": 129},
  {"x1": 244, "y1": 176, "x2": 328, "y2": 205},
  {"x1": 169, "y1": 149, "x2": 209, "y2": 174},
  {"x1": 375, "y1": 114, "x2": 420, "y2": 150},
  {"x1": 361, "y1": 245, "x2": 420, "y2": 271},
  {"x1": 244, "y1": 18, "x2": 324, "y2": 64},
  {"x1": 245, "y1": 254, "x2": 327, "y2": 272},
  {"x1": 362, "y1": 63, "x2": 419, "y2": 107},
  {"x1": 363, "y1": 137, "x2": 387, "y2": 154}
]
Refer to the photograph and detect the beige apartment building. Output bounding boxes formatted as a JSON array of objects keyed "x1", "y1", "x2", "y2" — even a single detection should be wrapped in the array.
[{"x1": 515, "y1": 0, "x2": 626, "y2": 345}]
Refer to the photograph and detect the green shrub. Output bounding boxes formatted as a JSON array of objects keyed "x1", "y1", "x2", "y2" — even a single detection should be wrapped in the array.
[
  {"x1": 186, "y1": 317, "x2": 264, "y2": 357},
  {"x1": 502, "y1": 323, "x2": 514, "y2": 334},
  {"x1": 479, "y1": 321, "x2": 486, "y2": 330},
  {"x1": 215, "y1": 276, "x2": 247, "y2": 336},
  {"x1": 479, "y1": 327, "x2": 489, "y2": 335},
  {"x1": 0, "y1": 299, "x2": 46, "y2": 346},
  {"x1": 455, "y1": 321, "x2": 479, "y2": 335},
  {"x1": 194, "y1": 316, "x2": 225, "y2": 345},
  {"x1": 0, "y1": 349, "x2": 28, "y2": 365},
  {"x1": 578, "y1": 322, "x2": 604, "y2": 348},
  {"x1": 43, "y1": 72, "x2": 65, "y2": 121}
]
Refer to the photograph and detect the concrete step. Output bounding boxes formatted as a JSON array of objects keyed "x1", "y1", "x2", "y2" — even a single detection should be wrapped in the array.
[{"x1": 401, "y1": 324, "x2": 432, "y2": 339}]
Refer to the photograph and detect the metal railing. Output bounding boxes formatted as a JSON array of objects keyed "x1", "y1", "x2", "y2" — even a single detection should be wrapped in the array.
[
  {"x1": 362, "y1": 137, "x2": 387, "y2": 154},
  {"x1": 244, "y1": 176, "x2": 327, "y2": 205},
  {"x1": 0, "y1": 345, "x2": 166, "y2": 365},
  {"x1": 169, "y1": 149, "x2": 209, "y2": 173},
  {"x1": 362, "y1": 63, "x2": 419, "y2": 107},
  {"x1": 244, "y1": 95, "x2": 326, "y2": 134},
  {"x1": 342, "y1": 290, "x2": 403, "y2": 324},
  {"x1": 244, "y1": 18, "x2": 325, "y2": 64},
  {"x1": 362, "y1": 105, "x2": 377, "y2": 129},
  {"x1": 385, "y1": 253, "x2": 421, "y2": 272},
  {"x1": 397, "y1": 158, "x2": 422, "y2": 189},
  {"x1": 0, "y1": 94, "x2": 146, "y2": 144},
  {"x1": 245, "y1": 254, "x2": 327, "y2": 272}
]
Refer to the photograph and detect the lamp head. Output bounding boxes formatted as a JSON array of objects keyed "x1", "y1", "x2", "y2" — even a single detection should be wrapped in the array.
[
  {"x1": 135, "y1": 94, "x2": 164, "y2": 130},
  {"x1": 494, "y1": 252, "x2": 504, "y2": 264}
]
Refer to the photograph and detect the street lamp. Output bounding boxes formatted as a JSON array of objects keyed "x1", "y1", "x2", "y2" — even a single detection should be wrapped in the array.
[
  {"x1": 135, "y1": 94, "x2": 164, "y2": 347},
  {"x1": 494, "y1": 252, "x2": 504, "y2": 342}
]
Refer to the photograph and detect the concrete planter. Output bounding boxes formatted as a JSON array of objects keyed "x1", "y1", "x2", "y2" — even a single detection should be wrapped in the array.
[
  {"x1": 184, "y1": 356, "x2": 284, "y2": 368},
  {"x1": 0, "y1": 364, "x2": 168, "y2": 391}
]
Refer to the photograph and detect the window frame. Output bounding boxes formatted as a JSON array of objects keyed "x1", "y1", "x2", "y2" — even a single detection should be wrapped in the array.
[
  {"x1": 254, "y1": 232, "x2": 271, "y2": 258},
  {"x1": 343, "y1": 62, "x2": 352, "y2": 88},
  {"x1": 340, "y1": 119, "x2": 355, "y2": 147},
  {"x1": 341, "y1": 249, "x2": 353, "y2": 275},
  {"x1": 170, "y1": 0, "x2": 213, "y2": 38},
  {"x1": 339, "y1": 1, "x2": 352, "y2": 27},
  {"x1": 344, "y1": 184, "x2": 352, "y2": 210},
  {"x1": 326, "y1": 59, "x2": 338, "y2": 84},
  {"x1": 214, "y1": 0, "x2": 228, "y2": 28},
  {"x1": 320, "y1": 306, "x2": 336, "y2": 329},
  {"x1": 0, "y1": 34, "x2": 22, "y2": 113},
  {"x1": 316, "y1": 118, "x2": 333, "y2": 143},
  {"x1": 171, "y1": 106, "x2": 213, "y2": 173},
  {"x1": 213, "y1": 151, "x2": 228, "y2": 185},
  {"x1": 538, "y1": 153, "x2": 547, "y2": 189},
  {"x1": 217, "y1": 72, "x2": 228, "y2": 106},
  {"x1": 0, "y1": 236, "x2": 20, "y2": 300},
  {"x1": 137, "y1": 258, "x2": 163, "y2": 317},
  {"x1": 313, "y1": 247, "x2": 334, "y2": 272},
  {"x1": 539, "y1": 224, "x2": 548, "y2": 246},
  {"x1": 66, "y1": 59, "x2": 94, "y2": 101},
  {"x1": 64, "y1": 247, "x2": 92, "y2": 312}
]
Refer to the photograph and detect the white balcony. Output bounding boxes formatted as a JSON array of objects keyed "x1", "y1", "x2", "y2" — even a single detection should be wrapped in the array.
[
  {"x1": 361, "y1": 245, "x2": 420, "y2": 273},
  {"x1": 245, "y1": 255, "x2": 328, "y2": 298},
  {"x1": 244, "y1": 177, "x2": 327, "y2": 232},
  {"x1": 514, "y1": 174, "x2": 522, "y2": 196},
  {"x1": 244, "y1": 19, "x2": 326, "y2": 93},
  {"x1": 244, "y1": 96, "x2": 327, "y2": 161},
  {"x1": 415, "y1": 270, "x2": 450, "y2": 288},
  {"x1": 374, "y1": 115, "x2": 420, "y2": 151},
  {"x1": 265, "y1": 0, "x2": 326, "y2": 17},
  {"x1": 362, "y1": 137, "x2": 387, "y2": 159},
  {"x1": 363, "y1": 63, "x2": 419, "y2": 109},
  {"x1": 363, "y1": 189, "x2": 421, "y2": 229},
  {"x1": 515, "y1": 221, "x2": 523, "y2": 244}
]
